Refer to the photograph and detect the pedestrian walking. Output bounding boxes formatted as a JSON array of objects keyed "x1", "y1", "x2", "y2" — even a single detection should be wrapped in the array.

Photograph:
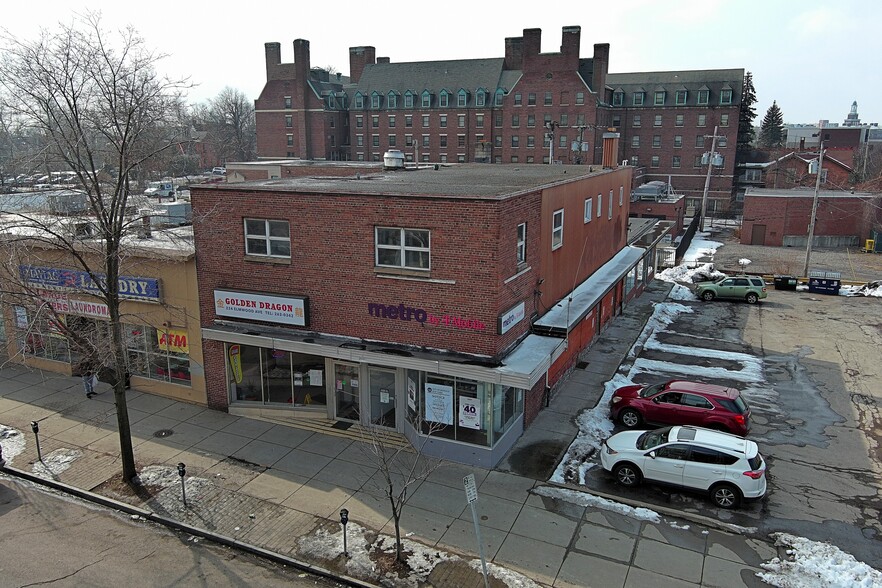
[{"x1": 80, "y1": 358, "x2": 96, "y2": 399}]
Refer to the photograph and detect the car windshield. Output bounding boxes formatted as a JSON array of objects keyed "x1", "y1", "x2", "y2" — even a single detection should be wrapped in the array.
[
  {"x1": 638, "y1": 382, "x2": 666, "y2": 398},
  {"x1": 636, "y1": 427, "x2": 672, "y2": 450}
]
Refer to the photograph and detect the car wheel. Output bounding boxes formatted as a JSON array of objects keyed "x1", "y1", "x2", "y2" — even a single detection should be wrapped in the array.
[
  {"x1": 701, "y1": 291, "x2": 715, "y2": 301},
  {"x1": 711, "y1": 483, "x2": 742, "y2": 509},
  {"x1": 619, "y1": 408, "x2": 643, "y2": 429},
  {"x1": 746, "y1": 292, "x2": 759, "y2": 304},
  {"x1": 613, "y1": 463, "x2": 642, "y2": 487}
]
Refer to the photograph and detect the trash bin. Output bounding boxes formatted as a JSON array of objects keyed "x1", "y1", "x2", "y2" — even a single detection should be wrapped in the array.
[
  {"x1": 773, "y1": 275, "x2": 798, "y2": 291},
  {"x1": 807, "y1": 271, "x2": 841, "y2": 295}
]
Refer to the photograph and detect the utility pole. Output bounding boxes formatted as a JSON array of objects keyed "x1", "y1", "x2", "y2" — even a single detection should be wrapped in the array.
[
  {"x1": 699, "y1": 126, "x2": 724, "y2": 232},
  {"x1": 802, "y1": 142, "x2": 826, "y2": 278},
  {"x1": 545, "y1": 121, "x2": 558, "y2": 164}
]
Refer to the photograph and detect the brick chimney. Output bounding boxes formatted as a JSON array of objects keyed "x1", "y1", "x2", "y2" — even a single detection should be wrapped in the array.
[
  {"x1": 349, "y1": 46, "x2": 376, "y2": 84},
  {"x1": 561, "y1": 26, "x2": 580, "y2": 56},
  {"x1": 592, "y1": 43, "x2": 610, "y2": 95},
  {"x1": 602, "y1": 132, "x2": 620, "y2": 169},
  {"x1": 265, "y1": 42, "x2": 281, "y2": 80},
  {"x1": 377, "y1": 57, "x2": 390, "y2": 64},
  {"x1": 293, "y1": 39, "x2": 310, "y2": 79},
  {"x1": 504, "y1": 36, "x2": 524, "y2": 69},
  {"x1": 523, "y1": 28, "x2": 542, "y2": 58}
]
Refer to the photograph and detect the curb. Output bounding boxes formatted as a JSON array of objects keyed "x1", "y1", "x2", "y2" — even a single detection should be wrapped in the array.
[{"x1": 0, "y1": 463, "x2": 379, "y2": 588}]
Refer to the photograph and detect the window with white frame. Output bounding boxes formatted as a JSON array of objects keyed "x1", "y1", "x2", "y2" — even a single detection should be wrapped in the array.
[
  {"x1": 376, "y1": 227, "x2": 430, "y2": 270},
  {"x1": 575, "y1": 92, "x2": 584, "y2": 105},
  {"x1": 439, "y1": 92, "x2": 449, "y2": 107},
  {"x1": 516, "y1": 223, "x2": 526, "y2": 264},
  {"x1": 633, "y1": 92, "x2": 644, "y2": 106},
  {"x1": 584, "y1": 197, "x2": 593, "y2": 222},
  {"x1": 631, "y1": 136, "x2": 640, "y2": 148},
  {"x1": 608, "y1": 190, "x2": 613, "y2": 219},
  {"x1": 720, "y1": 113, "x2": 729, "y2": 127},
  {"x1": 651, "y1": 155, "x2": 660, "y2": 168},
  {"x1": 597, "y1": 193, "x2": 602, "y2": 218},
  {"x1": 244, "y1": 219, "x2": 291, "y2": 257},
  {"x1": 619, "y1": 186, "x2": 624, "y2": 206},
  {"x1": 354, "y1": 94, "x2": 364, "y2": 109},
  {"x1": 404, "y1": 93, "x2": 414, "y2": 108},
  {"x1": 284, "y1": 96, "x2": 292, "y2": 109},
  {"x1": 551, "y1": 209, "x2": 564, "y2": 250},
  {"x1": 388, "y1": 92, "x2": 397, "y2": 108},
  {"x1": 371, "y1": 94, "x2": 380, "y2": 109},
  {"x1": 421, "y1": 92, "x2": 431, "y2": 107}
]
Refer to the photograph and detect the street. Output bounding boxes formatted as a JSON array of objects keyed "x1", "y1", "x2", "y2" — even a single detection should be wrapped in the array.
[
  {"x1": 582, "y1": 286, "x2": 882, "y2": 568},
  {"x1": 0, "y1": 476, "x2": 341, "y2": 588}
]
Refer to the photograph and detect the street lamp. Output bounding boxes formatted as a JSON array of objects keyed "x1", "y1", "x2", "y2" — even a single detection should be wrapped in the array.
[{"x1": 699, "y1": 126, "x2": 725, "y2": 232}]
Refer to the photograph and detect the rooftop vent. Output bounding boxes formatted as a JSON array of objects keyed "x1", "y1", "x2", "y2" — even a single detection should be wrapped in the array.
[{"x1": 383, "y1": 149, "x2": 405, "y2": 170}]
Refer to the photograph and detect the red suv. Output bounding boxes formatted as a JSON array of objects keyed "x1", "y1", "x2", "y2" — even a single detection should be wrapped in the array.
[{"x1": 610, "y1": 380, "x2": 751, "y2": 436}]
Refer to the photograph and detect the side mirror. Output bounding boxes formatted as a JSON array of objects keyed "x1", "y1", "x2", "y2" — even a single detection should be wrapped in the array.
[
  {"x1": 648, "y1": 451, "x2": 656, "y2": 459},
  {"x1": 652, "y1": 396, "x2": 660, "y2": 404}
]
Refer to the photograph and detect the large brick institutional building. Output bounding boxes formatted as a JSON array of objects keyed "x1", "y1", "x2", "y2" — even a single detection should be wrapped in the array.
[{"x1": 255, "y1": 26, "x2": 744, "y2": 214}]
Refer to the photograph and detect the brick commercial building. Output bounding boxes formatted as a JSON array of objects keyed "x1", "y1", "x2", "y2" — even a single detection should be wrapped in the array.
[
  {"x1": 254, "y1": 26, "x2": 744, "y2": 214},
  {"x1": 741, "y1": 188, "x2": 880, "y2": 247},
  {"x1": 190, "y1": 163, "x2": 661, "y2": 467}
]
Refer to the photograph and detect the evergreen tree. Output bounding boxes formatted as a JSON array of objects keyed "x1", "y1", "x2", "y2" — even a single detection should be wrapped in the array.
[
  {"x1": 737, "y1": 71, "x2": 757, "y2": 158},
  {"x1": 758, "y1": 101, "x2": 786, "y2": 148}
]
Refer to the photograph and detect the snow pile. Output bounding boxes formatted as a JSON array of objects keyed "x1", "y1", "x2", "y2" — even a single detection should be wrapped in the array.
[
  {"x1": 629, "y1": 302, "x2": 694, "y2": 359},
  {"x1": 658, "y1": 262, "x2": 725, "y2": 284},
  {"x1": 668, "y1": 283, "x2": 697, "y2": 300},
  {"x1": 758, "y1": 532, "x2": 882, "y2": 588},
  {"x1": 681, "y1": 233, "x2": 724, "y2": 265},
  {"x1": 298, "y1": 520, "x2": 377, "y2": 579},
  {"x1": 137, "y1": 464, "x2": 213, "y2": 501},
  {"x1": 739, "y1": 258, "x2": 752, "y2": 267},
  {"x1": 467, "y1": 560, "x2": 541, "y2": 588},
  {"x1": 849, "y1": 281, "x2": 882, "y2": 298},
  {"x1": 0, "y1": 424, "x2": 25, "y2": 463},
  {"x1": 533, "y1": 486, "x2": 661, "y2": 523},
  {"x1": 32, "y1": 448, "x2": 82, "y2": 479}
]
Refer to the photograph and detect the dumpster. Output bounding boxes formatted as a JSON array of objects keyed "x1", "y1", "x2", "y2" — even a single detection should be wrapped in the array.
[
  {"x1": 773, "y1": 275, "x2": 798, "y2": 291},
  {"x1": 807, "y1": 270, "x2": 841, "y2": 295}
]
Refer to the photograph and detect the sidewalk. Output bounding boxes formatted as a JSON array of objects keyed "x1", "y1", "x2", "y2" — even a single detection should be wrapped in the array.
[{"x1": 0, "y1": 280, "x2": 775, "y2": 588}]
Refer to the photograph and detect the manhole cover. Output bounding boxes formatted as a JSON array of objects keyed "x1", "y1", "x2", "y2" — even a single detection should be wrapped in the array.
[
  {"x1": 576, "y1": 361, "x2": 589, "y2": 369},
  {"x1": 153, "y1": 429, "x2": 174, "y2": 438}
]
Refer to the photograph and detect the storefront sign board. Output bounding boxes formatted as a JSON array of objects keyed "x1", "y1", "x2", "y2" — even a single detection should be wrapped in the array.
[
  {"x1": 214, "y1": 290, "x2": 308, "y2": 326},
  {"x1": 19, "y1": 265, "x2": 161, "y2": 302}
]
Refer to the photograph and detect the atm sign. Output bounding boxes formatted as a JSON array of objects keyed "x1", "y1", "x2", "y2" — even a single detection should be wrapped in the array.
[{"x1": 157, "y1": 328, "x2": 189, "y2": 354}]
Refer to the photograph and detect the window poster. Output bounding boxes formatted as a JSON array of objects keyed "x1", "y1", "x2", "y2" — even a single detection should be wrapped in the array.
[
  {"x1": 308, "y1": 369, "x2": 323, "y2": 386},
  {"x1": 407, "y1": 377, "x2": 417, "y2": 411},
  {"x1": 425, "y1": 383, "x2": 453, "y2": 425},
  {"x1": 459, "y1": 396, "x2": 481, "y2": 429},
  {"x1": 14, "y1": 306, "x2": 27, "y2": 329}
]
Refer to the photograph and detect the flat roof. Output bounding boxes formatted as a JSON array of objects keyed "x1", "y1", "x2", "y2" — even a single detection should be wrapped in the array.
[
  {"x1": 195, "y1": 164, "x2": 617, "y2": 200},
  {"x1": 745, "y1": 188, "x2": 876, "y2": 199}
]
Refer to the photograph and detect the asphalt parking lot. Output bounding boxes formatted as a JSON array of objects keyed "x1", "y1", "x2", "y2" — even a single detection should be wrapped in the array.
[{"x1": 581, "y1": 258, "x2": 882, "y2": 568}]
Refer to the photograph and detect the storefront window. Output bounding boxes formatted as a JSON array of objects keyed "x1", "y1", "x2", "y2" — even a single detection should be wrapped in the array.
[
  {"x1": 228, "y1": 344, "x2": 326, "y2": 407},
  {"x1": 125, "y1": 324, "x2": 191, "y2": 385},
  {"x1": 414, "y1": 373, "x2": 520, "y2": 448},
  {"x1": 18, "y1": 309, "x2": 70, "y2": 362}
]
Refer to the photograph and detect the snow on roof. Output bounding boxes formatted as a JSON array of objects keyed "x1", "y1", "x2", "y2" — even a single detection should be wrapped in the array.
[{"x1": 534, "y1": 246, "x2": 645, "y2": 332}]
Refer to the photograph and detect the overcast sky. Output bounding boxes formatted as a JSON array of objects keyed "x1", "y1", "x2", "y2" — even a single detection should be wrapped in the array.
[{"x1": 3, "y1": 0, "x2": 878, "y2": 127}]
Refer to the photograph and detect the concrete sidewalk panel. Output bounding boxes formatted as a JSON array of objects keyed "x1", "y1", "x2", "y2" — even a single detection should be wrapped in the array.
[
  {"x1": 428, "y1": 460, "x2": 489, "y2": 489},
  {"x1": 633, "y1": 538, "x2": 704, "y2": 583},
  {"x1": 184, "y1": 409, "x2": 240, "y2": 430},
  {"x1": 129, "y1": 414, "x2": 185, "y2": 439},
  {"x1": 457, "y1": 494, "x2": 523, "y2": 532},
  {"x1": 556, "y1": 551, "x2": 628, "y2": 588},
  {"x1": 282, "y1": 478, "x2": 352, "y2": 519},
  {"x1": 438, "y1": 516, "x2": 505, "y2": 560},
  {"x1": 155, "y1": 402, "x2": 208, "y2": 423},
  {"x1": 202, "y1": 457, "x2": 265, "y2": 492},
  {"x1": 582, "y1": 509, "x2": 643, "y2": 536},
  {"x1": 221, "y1": 417, "x2": 276, "y2": 439},
  {"x1": 257, "y1": 424, "x2": 314, "y2": 448},
  {"x1": 193, "y1": 430, "x2": 253, "y2": 457},
  {"x1": 706, "y1": 531, "x2": 777, "y2": 566},
  {"x1": 238, "y1": 468, "x2": 309, "y2": 504},
  {"x1": 52, "y1": 421, "x2": 116, "y2": 447},
  {"x1": 494, "y1": 530, "x2": 566, "y2": 586},
  {"x1": 624, "y1": 567, "x2": 697, "y2": 588},
  {"x1": 133, "y1": 439, "x2": 185, "y2": 464},
  {"x1": 477, "y1": 470, "x2": 537, "y2": 502},
  {"x1": 641, "y1": 522, "x2": 709, "y2": 553},
  {"x1": 297, "y1": 432, "x2": 353, "y2": 459},
  {"x1": 701, "y1": 555, "x2": 767, "y2": 588},
  {"x1": 406, "y1": 479, "x2": 469, "y2": 518},
  {"x1": 125, "y1": 393, "x2": 179, "y2": 414},
  {"x1": 573, "y1": 524, "x2": 636, "y2": 562},
  {"x1": 381, "y1": 503, "x2": 457, "y2": 544},
  {"x1": 232, "y1": 439, "x2": 294, "y2": 468},
  {"x1": 272, "y1": 447, "x2": 333, "y2": 478},
  {"x1": 157, "y1": 421, "x2": 216, "y2": 449},
  {"x1": 312, "y1": 459, "x2": 376, "y2": 491},
  {"x1": 508, "y1": 503, "x2": 579, "y2": 548}
]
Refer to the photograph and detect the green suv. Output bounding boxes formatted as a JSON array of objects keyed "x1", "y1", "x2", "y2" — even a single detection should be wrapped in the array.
[{"x1": 694, "y1": 276, "x2": 768, "y2": 304}]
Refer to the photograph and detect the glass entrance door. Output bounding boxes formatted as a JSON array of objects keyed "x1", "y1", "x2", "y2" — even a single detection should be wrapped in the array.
[
  {"x1": 334, "y1": 363, "x2": 360, "y2": 421},
  {"x1": 368, "y1": 366, "x2": 397, "y2": 429}
]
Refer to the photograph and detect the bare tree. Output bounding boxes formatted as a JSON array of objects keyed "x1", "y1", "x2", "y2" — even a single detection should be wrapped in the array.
[
  {"x1": 359, "y1": 413, "x2": 446, "y2": 563},
  {"x1": 196, "y1": 87, "x2": 255, "y2": 164},
  {"x1": 0, "y1": 13, "x2": 189, "y2": 483}
]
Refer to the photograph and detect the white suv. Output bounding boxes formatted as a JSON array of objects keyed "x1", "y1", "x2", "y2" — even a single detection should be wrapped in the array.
[{"x1": 600, "y1": 425, "x2": 766, "y2": 509}]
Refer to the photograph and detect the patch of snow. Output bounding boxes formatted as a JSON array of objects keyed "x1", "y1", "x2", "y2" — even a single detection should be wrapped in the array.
[
  {"x1": 532, "y1": 486, "x2": 661, "y2": 523},
  {"x1": 739, "y1": 258, "x2": 752, "y2": 267},
  {"x1": 467, "y1": 559, "x2": 542, "y2": 588},
  {"x1": 32, "y1": 448, "x2": 82, "y2": 478},
  {"x1": 668, "y1": 283, "x2": 698, "y2": 300},
  {"x1": 668, "y1": 521, "x2": 691, "y2": 530},
  {"x1": 758, "y1": 532, "x2": 882, "y2": 588},
  {"x1": 630, "y1": 357, "x2": 764, "y2": 384},
  {"x1": 137, "y1": 465, "x2": 183, "y2": 489},
  {"x1": 658, "y1": 262, "x2": 726, "y2": 284},
  {"x1": 681, "y1": 233, "x2": 724, "y2": 265},
  {"x1": 298, "y1": 521, "x2": 376, "y2": 579},
  {"x1": 0, "y1": 424, "x2": 25, "y2": 463}
]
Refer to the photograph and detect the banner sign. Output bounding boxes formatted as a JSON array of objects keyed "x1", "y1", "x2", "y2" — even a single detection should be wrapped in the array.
[
  {"x1": 157, "y1": 328, "x2": 189, "y2": 354},
  {"x1": 497, "y1": 301, "x2": 525, "y2": 335},
  {"x1": 214, "y1": 290, "x2": 308, "y2": 327},
  {"x1": 19, "y1": 265, "x2": 161, "y2": 302},
  {"x1": 229, "y1": 344, "x2": 243, "y2": 384}
]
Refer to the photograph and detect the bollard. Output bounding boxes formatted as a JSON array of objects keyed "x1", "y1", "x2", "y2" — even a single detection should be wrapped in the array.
[
  {"x1": 0, "y1": 443, "x2": 5, "y2": 468},
  {"x1": 177, "y1": 462, "x2": 187, "y2": 506},
  {"x1": 30, "y1": 421, "x2": 43, "y2": 463},
  {"x1": 340, "y1": 508, "x2": 349, "y2": 557}
]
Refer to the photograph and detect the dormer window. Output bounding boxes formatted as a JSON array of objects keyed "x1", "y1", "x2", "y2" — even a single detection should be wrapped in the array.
[
  {"x1": 633, "y1": 91, "x2": 645, "y2": 106},
  {"x1": 494, "y1": 89, "x2": 504, "y2": 106},
  {"x1": 697, "y1": 87, "x2": 709, "y2": 105},
  {"x1": 720, "y1": 87, "x2": 733, "y2": 105},
  {"x1": 675, "y1": 89, "x2": 687, "y2": 105},
  {"x1": 612, "y1": 90, "x2": 624, "y2": 106},
  {"x1": 476, "y1": 90, "x2": 486, "y2": 107},
  {"x1": 421, "y1": 90, "x2": 431, "y2": 108},
  {"x1": 457, "y1": 89, "x2": 468, "y2": 107},
  {"x1": 354, "y1": 93, "x2": 364, "y2": 109},
  {"x1": 404, "y1": 91, "x2": 414, "y2": 109},
  {"x1": 654, "y1": 90, "x2": 666, "y2": 105},
  {"x1": 439, "y1": 90, "x2": 449, "y2": 107},
  {"x1": 371, "y1": 92, "x2": 381, "y2": 109},
  {"x1": 387, "y1": 92, "x2": 398, "y2": 108}
]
